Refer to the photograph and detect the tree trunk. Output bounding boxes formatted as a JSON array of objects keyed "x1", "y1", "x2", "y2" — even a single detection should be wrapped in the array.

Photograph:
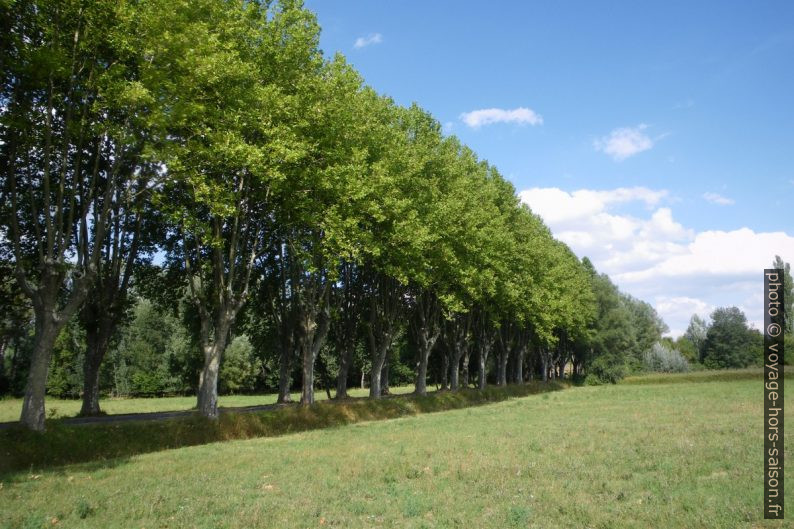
[
  {"x1": 449, "y1": 347, "x2": 462, "y2": 390},
  {"x1": 298, "y1": 296, "x2": 331, "y2": 406},
  {"x1": 0, "y1": 337, "x2": 7, "y2": 386},
  {"x1": 300, "y1": 339, "x2": 316, "y2": 405},
  {"x1": 541, "y1": 350, "x2": 548, "y2": 382},
  {"x1": 514, "y1": 344, "x2": 526, "y2": 384},
  {"x1": 440, "y1": 350, "x2": 449, "y2": 390},
  {"x1": 79, "y1": 322, "x2": 112, "y2": 416},
  {"x1": 335, "y1": 342, "x2": 353, "y2": 399},
  {"x1": 197, "y1": 347, "x2": 222, "y2": 418},
  {"x1": 477, "y1": 352, "x2": 488, "y2": 390},
  {"x1": 415, "y1": 345, "x2": 431, "y2": 395},
  {"x1": 498, "y1": 349, "x2": 509, "y2": 386},
  {"x1": 462, "y1": 349, "x2": 470, "y2": 388},
  {"x1": 360, "y1": 369, "x2": 366, "y2": 389},
  {"x1": 196, "y1": 313, "x2": 231, "y2": 419},
  {"x1": 20, "y1": 316, "x2": 61, "y2": 431},
  {"x1": 367, "y1": 323, "x2": 391, "y2": 399},
  {"x1": 369, "y1": 365, "x2": 383, "y2": 399},
  {"x1": 381, "y1": 359, "x2": 390, "y2": 395},
  {"x1": 276, "y1": 329, "x2": 293, "y2": 404}
]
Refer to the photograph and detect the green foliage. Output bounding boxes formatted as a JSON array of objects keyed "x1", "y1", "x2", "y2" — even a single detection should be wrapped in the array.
[
  {"x1": 586, "y1": 354, "x2": 627, "y2": 384},
  {"x1": 220, "y1": 335, "x2": 259, "y2": 394},
  {"x1": 702, "y1": 307, "x2": 758, "y2": 369},
  {"x1": 1, "y1": 0, "x2": 668, "y2": 409},
  {"x1": 642, "y1": 342, "x2": 690, "y2": 373},
  {"x1": 109, "y1": 299, "x2": 192, "y2": 397},
  {"x1": 46, "y1": 322, "x2": 85, "y2": 399},
  {"x1": 75, "y1": 498, "x2": 94, "y2": 519}
]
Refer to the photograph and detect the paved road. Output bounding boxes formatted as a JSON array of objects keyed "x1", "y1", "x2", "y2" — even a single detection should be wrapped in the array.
[{"x1": 0, "y1": 401, "x2": 291, "y2": 430}]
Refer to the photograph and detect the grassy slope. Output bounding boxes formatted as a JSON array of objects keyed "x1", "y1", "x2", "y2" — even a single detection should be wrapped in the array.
[
  {"x1": 1, "y1": 373, "x2": 789, "y2": 529},
  {"x1": 0, "y1": 386, "x2": 418, "y2": 423}
]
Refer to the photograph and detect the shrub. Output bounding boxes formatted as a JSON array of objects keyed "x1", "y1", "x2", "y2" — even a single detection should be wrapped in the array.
[
  {"x1": 642, "y1": 342, "x2": 689, "y2": 373},
  {"x1": 587, "y1": 354, "x2": 626, "y2": 384}
]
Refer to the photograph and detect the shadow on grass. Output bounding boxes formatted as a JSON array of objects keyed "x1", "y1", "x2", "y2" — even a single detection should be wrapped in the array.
[{"x1": 0, "y1": 381, "x2": 565, "y2": 476}]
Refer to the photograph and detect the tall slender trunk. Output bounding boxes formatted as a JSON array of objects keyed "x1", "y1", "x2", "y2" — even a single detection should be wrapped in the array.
[
  {"x1": 0, "y1": 337, "x2": 7, "y2": 384},
  {"x1": 411, "y1": 292, "x2": 441, "y2": 396},
  {"x1": 335, "y1": 342, "x2": 353, "y2": 399},
  {"x1": 415, "y1": 343, "x2": 431, "y2": 395},
  {"x1": 440, "y1": 349, "x2": 449, "y2": 390},
  {"x1": 473, "y1": 313, "x2": 495, "y2": 391},
  {"x1": 79, "y1": 321, "x2": 112, "y2": 416},
  {"x1": 497, "y1": 349, "x2": 509, "y2": 386},
  {"x1": 462, "y1": 349, "x2": 470, "y2": 387},
  {"x1": 298, "y1": 294, "x2": 330, "y2": 405},
  {"x1": 541, "y1": 349, "x2": 548, "y2": 382},
  {"x1": 368, "y1": 326, "x2": 390, "y2": 397},
  {"x1": 477, "y1": 349, "x2": 492, "y2": 390},
  {"x1": 514, "y1": 343, "x2": 526, "y2": 384},
  {"x1": 381, "y1": 358, "x2": 390, "y2": 395},
  {"x1": 276, "y1": 328, "x2": 293, "y2": 404},
  {"x1": 369, "y1": 328, "x2": 391, "y2": 398},
  {"x1": 449, "y1": 348, "x2": 461, "y2": 390}
]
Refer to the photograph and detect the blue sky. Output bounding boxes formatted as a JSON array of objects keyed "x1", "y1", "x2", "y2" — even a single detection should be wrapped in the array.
[{"x1": 304, "y1": 0, "x2": 794, "y2": 336}]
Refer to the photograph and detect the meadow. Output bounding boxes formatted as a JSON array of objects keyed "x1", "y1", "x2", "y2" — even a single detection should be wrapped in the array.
[{"x1": 0, "y1": 371, "x2": 789, "y2": 529}]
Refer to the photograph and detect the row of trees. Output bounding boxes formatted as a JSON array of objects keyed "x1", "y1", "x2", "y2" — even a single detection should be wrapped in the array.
[{"x1": 0, "y1": 0, "x2": 667, "y2": 431}]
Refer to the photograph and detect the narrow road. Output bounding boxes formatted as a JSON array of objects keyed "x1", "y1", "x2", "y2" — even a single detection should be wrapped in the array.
[
  {"x1": 0, "y1": 401, "x2": 291, "y2": 430},
  {"x1": 0, "y1": 390, "x2": 420, "y2": 430}
]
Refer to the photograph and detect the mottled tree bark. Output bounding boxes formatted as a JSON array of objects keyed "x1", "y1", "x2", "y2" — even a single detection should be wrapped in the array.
[
  {"x1": 411, "y1": 290, "x2": 441, "y2": 396},
  {"x1": 381, "y1": 358, "x2": 390, "y2": 395},
  {"x1": 79, "y1": 321, "x2": 112, "y2": 416},
  {"x1": 473, "y1": 310, "x2": 496, "y2": 390},
  {"x1": 366, "y1": 273, "x2": 401, "y2": 399},
  {"x1": 297, "y1": 283, "x2": 331, "y2": 405},
  {"x1": 334, "y1": 261, "x2": 362, "y2": 399},
  {"x1": 276, "y1": 329, "x2": 294, "y2": 404}
]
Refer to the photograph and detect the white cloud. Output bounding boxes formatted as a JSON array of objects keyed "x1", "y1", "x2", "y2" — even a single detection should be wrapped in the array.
[
  {"x1": 354, "y1": 33, "x2": 382, "y2": 49},
  {"x1": 460, "y1": 107, "x2": 543, "y2": 128},
  {"x1": 594, "y1": 124, "x2": 653, "y2": 161},
  {"x1": 654, "y1": 296, "x2": 714, "y2": 337},
  {"x1": 519, "y1": 186, "x2": 794, "y2": 337},
  {"x1": 702, "y1": 192, "x2": 735, "y2": 205},
  {"x1": 517, "y1": 187, "x2": 667, "y2": 225}
]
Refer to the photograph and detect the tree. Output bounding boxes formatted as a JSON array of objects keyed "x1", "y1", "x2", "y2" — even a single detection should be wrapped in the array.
[
  {"x1": 219, "y1": 335, "x2": 258, "y2": 394},
  {"x1": 1, "y1": 0, "x2": 149, "y2": 430},
  {"x1": 152, "y1": 0, "x2": 322, "y2": 416},
  {"x1": 702, "y1": 307, "x2": 756, "y2": 369},
  {"x1": 684, "y1": 314, "x2": 708, "y2": 363},
  {"x1": 772, "y1": 255, "x2": 792, "y2": 336}
]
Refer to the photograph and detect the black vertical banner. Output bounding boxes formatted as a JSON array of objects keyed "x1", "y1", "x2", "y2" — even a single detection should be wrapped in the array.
[{"x1": 765, "y1": 269, "x2": 784, "y2": 519}]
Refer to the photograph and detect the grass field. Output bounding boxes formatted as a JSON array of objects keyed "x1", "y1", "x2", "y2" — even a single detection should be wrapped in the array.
[
  {"x1": 0, "y1": 385, "x2": 418, "y2": 424},
  {"x1": 0, "y1": 372, "x2": 789, "y2": 529}
]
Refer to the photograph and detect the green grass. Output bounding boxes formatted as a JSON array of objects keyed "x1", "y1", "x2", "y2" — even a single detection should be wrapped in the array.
[
  {"x1": 0, "y1": 385, "x2": 418, "y2": 423},
  {"x1": 621, "y1": 366, "x2": 793, "y2": 385},
  {"x1": 0, "y1": 371, "x2": 788, "y2": 528},
  {"x1": 0, "y1": 383, "x2": 563, "y2": 473}
]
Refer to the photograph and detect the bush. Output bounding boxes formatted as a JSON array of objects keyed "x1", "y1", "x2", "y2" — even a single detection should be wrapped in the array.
[
  {"x1": 587, "y1": 354, "x2": 626, "y2": 384},
  {"x1": 219, "y1": 335, "x2": 259, "y2": 394},
  {"x1": 642, "y1": 342, "x2": 690, "y2": 373}
]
